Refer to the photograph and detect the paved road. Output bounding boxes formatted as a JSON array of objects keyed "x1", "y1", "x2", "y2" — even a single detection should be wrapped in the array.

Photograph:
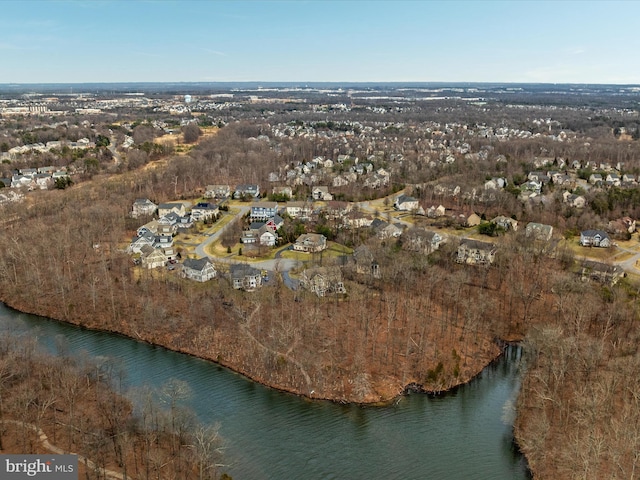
[
  {"x1": 611, "y1": 243, "x2": 640, "y2": 273},
  {"x1": 194, "y1": 205, "x2": 250, "y2": 258},
  {"x1": 193, "y1": 206, "x2": 303, "y2": 286},
  {"x1": 108, "y1": 136, "x2": 122, "y2": 166}
]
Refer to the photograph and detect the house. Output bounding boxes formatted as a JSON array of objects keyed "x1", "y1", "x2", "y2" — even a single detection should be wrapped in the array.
[
  {"x1": 33, "y1": 173, "x2": 52, "y2": 189},
  {"x1": 140, "y1": 245, "x2": 167, "y2": 269},
  {"x1": 456, "y1": 239, "x2": 497, "y2": 265},
  {"x1": 622, "y1": 174, "x2": 636, "y2": 183},
  {"x1": 394, "y1": 194, "x2": 419, "y2": 211},
  {"x1": 525, "y1": 222, "x2": 554, "y2": 242},
  {"x1": 249, "y1": 202, "x2": 279, "y2": 222},
  {"x1": 363, "y1": 172, "x2": 389, "y2": 189},
  {"x1": 579, "y1": 260, "x2": 625, "y2": 286},
  {"x1": 272, "y1": 186, "x2": 293, "y2": 198},
  {"x1": 233, "y1": 184, "x2": 260, "y2": 199},
  {"x1": 324, "y1": 201, "x2": 352, "y2": 219},
  {"x1": 285, "y1": 201, "x2": 313, "y2": 220},
  {"x1": 204, "y1": 185, "x2": 231, "y2": 199},
  {"x1": 157, "y1": 212, "x2": 180, "y2": 235},
  {"x1": 11, "y1": 174, "x2": 34, "y2": 189},
  {"x1": 332, "y1": 175, "x2": 350, "y2": 187},
  {"x1": 588, "y1": 173, "x2": 603, "y2": 185},
  {"x1": 520, "y1": 180, "x2": 542, "y2": 195},
  {"x1": 300, "y1": 267, "x2": 346, "y2": 297},
  {"x1": 484, "y1": 177, "x2": 507, "y2": 190},
  {"x1": 606, "y1": 173, "x2": 621, "y2": 186},
  {"x1": 580, "y1": 230, "x2": 611, "y2": 248},
  {"x1": 182, "y1": 258, "x2": 217, "y2": 282},
  {"x1": 370, "y1": 218, "x2": 403, "y2": 239},
  {"x1": 176, "y1": 215, "x2": 194, "y2": 231},
  {"x1": 401, "y1": 227, "x2": 445, "y2": 254},
  {"x1": 131, "y1": 198, "x2": 157, "y2": 218},
  {"x1": 553, "y1": 174, "x2": 574, "y2": 187},
  {"x1": 230, "y1": 264, "x2": 262, "y2": 291},
  {"x1": 527, "y1": 171, "x2": 548, "y2": 183},
  {"x1": 562, "y1": 191, "x2": 586, "y2": 208},
  {"x1": 243, "y1": 223, "x2": 277, "y2": 247},
  {"x1": 137, "y1": 221, "x2": 159, "y2": 236},
  {"x1": 259, "y1": 228, "x2": 278, "y2": 247},
  {"x1": 158, "y1": 202, "x2": 187, "y2": 217},
  {"x1": 352, "y1": 245, "x2": 380, "y2": 278},
  {"x1": 491, "y1": 215, "x2": 518, "y2": 232},
  {"x1": 153, "y1": 234, "x2": 174, "y2": 250},
  {"x1": 293, "y1": 233, "x2": 327, "y2": 253},
  {"x1": 266, "y1": 215, "x2": 284, "y2": 231},
  {"x1": 241, "y1": 228, "x2": 260, "y2": 245},
  {"x1": 458, "y1": 212, "x2": 482, "y2": 227},
  {"x1": 343, "y1": 211, "x2": 373, "y2": 229},
  {"x1": 311, "y1": 186, "x2": 333, "y2": 201},
  {"x1": 128, "y1": 231, "x2": 155, "y2": 254},
  {"x1": 191, "y1": 202, "x2": 219, "y2": 222},
  {"x1": 426, "y1": 205, "x2": 446, "y2": 218}
]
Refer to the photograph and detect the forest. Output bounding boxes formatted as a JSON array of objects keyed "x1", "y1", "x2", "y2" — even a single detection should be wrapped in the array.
[{"x1": 1, "y1": 85, "x2": 640, "y2": 478}]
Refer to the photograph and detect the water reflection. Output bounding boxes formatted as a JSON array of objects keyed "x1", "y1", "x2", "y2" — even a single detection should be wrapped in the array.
[{"x1": 0, "y1": 304, "x2": 530, "y2": 479}]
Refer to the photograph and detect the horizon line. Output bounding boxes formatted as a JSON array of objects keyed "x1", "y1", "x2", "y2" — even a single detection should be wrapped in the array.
[{"x1": 1, "y1": 81, "x2": 640, "y2": 86}]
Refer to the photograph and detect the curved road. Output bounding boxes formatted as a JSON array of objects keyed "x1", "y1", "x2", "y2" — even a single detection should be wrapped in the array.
[{"x1": 193, "y1": 206, "x2": 303, "y2": 288}]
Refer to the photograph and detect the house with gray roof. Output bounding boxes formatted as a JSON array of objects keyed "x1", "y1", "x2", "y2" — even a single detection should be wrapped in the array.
[
  {"x1": 182, "y1": 258, "x2": 217, "y2": 282},
  {"x1": 230, "y1": 264, "x2": 262, "y2": 291},
  {"x1": 580, "y1": 230, "x2": 611, "y2": 248},
  {"x1": 132, "y1": 198, "x2": 157, "y2": 218},
  {"x1": 456, "y1": 239, "x2": 497, "y2": 265}
]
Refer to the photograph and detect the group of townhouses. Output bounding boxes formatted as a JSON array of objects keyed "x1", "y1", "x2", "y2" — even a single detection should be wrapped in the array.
[{"x1": 2, "y1": 166, "x2": 71, "y2": 190}]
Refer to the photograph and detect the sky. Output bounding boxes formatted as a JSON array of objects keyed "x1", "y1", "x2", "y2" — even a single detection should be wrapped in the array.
[{"x1": 1, "y1": 0, "x2": 639, "y2": 84}]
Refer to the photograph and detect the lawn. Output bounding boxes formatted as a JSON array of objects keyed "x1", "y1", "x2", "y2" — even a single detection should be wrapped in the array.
[
  {"x1": 279, "y1": 242, "x2": 353, "y2": 261},
  {"x1": 563, "y1": 238, "x2": 618, "y2": 262}
]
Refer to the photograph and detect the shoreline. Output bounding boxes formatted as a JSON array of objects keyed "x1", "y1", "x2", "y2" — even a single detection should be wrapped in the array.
[
  {"x1": 2, "y1": 299, "x2": 513, "y2": 405},
  {"x1": 2, "y1": 300, "x2": 534, "y2": 476}
]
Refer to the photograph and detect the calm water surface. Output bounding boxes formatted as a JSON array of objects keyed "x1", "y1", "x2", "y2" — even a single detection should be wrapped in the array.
[{"x1": 0, "y1": 304, "x2": 530, "y2": 479}]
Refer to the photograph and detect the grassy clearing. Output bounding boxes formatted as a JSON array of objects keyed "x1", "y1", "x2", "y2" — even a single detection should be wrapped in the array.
[{"x1": 564, "y1": 239, "x2": 617, "y2": 261}]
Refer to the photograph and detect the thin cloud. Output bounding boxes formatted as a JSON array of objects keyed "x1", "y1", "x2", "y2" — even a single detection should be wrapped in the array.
[{"x1": 201, "y1": 48, "x2": 227, "y2": 57}]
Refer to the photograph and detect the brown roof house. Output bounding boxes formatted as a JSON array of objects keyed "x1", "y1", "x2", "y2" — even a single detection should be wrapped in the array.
[{"x1": 293, "y1": 233, "x2": 327, "y2": 253}]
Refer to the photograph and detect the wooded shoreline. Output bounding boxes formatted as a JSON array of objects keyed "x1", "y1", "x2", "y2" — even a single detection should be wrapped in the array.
[{"x1": 0, "y1": 298, "x2": 508, "y2": 406}]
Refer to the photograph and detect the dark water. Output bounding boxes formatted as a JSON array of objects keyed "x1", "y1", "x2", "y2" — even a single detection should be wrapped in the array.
[{"x1": 0, "y1": 304, "x2": 530, "y2": 479}]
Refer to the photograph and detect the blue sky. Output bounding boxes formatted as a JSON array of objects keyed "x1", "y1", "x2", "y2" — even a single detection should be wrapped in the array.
[{"x1": 1, "y1": 0, "x2": 639, "y2": 84}]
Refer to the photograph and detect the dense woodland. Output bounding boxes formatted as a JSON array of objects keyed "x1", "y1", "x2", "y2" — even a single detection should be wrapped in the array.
[
  {"x1": 1, "y1": 87, "x2": 640, "y2": 478},
  {"x1": 0, "y1": 334, "x2": 225, "y2": 479}
]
